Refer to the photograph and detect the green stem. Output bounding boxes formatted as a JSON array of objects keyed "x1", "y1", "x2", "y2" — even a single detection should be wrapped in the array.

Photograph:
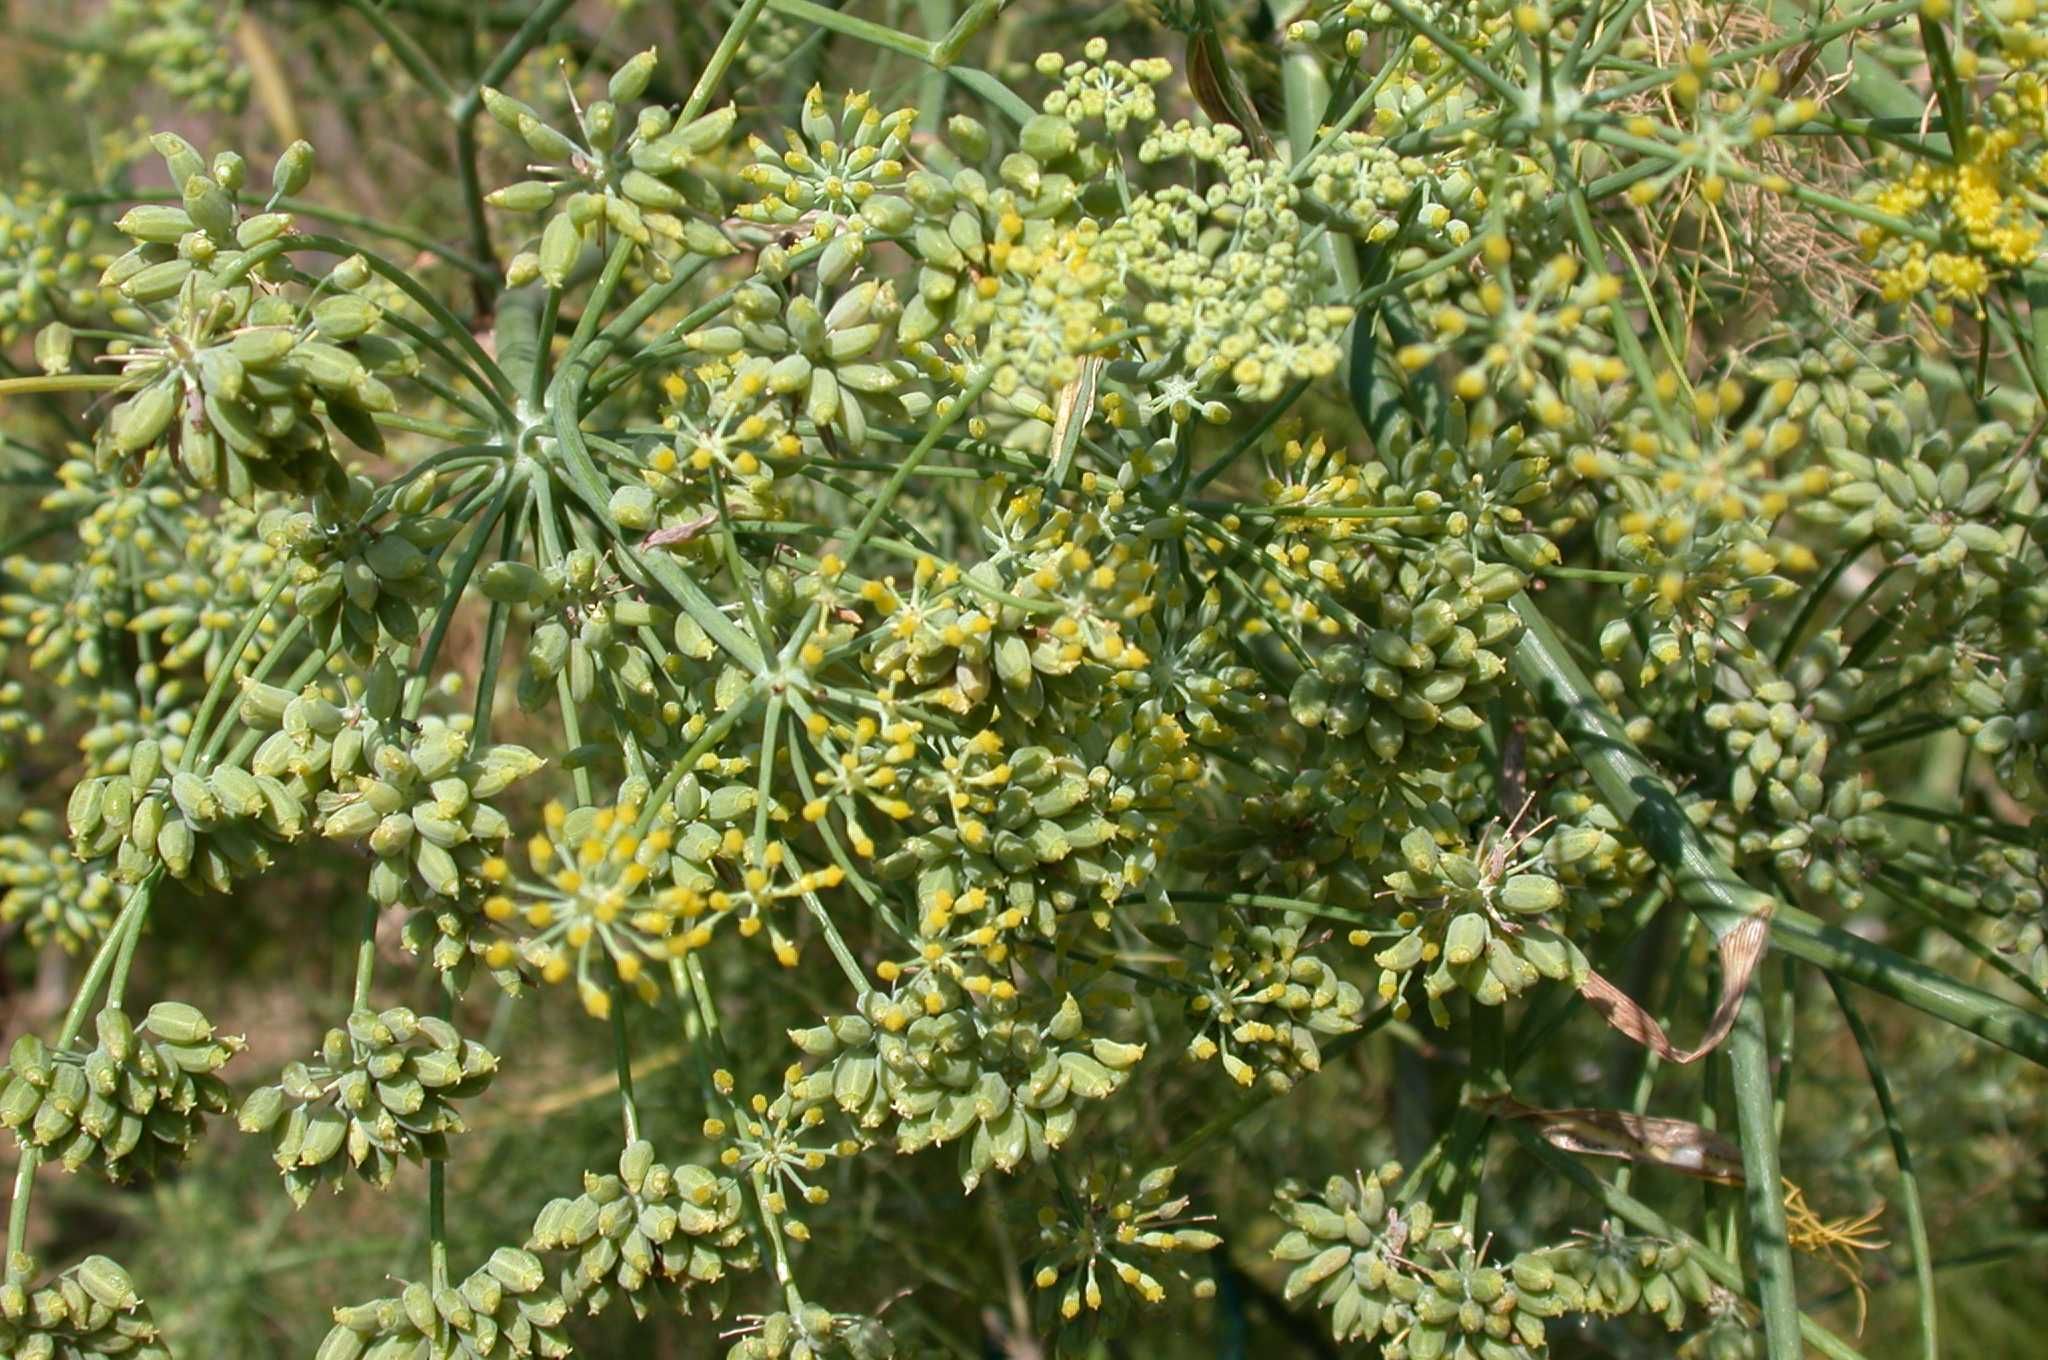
[
  {"x1": 405, "y1": 471, "x2": 515, "y2": 719},
  {"x1": 428, "y1": 1160, "x2": 450, "y2": 1293},
  {"x1": 1727, "y1": 988, "x2": 1801, "y2": 1360},
  {"x1": 71, "y1": 188, "x2": 496, "y2": 280},
  {"x1": 682, "y1": 0, "x2": 773, "y2": 123},
  {"x1": 5, "y1": 1152, "x2": 41, "y2": 1261},
  {"x1": 1509, "y1": 590, "x2": 2048, "y2": 1068},
  {"x1": 454, "y1": 118, "x2": 497, "y2": 315},
  {"x1": 351, "y1": 898, "x2": 381, "y2": 1012},
  {"x1": 342, "y1": 0, "x2": 458, "y2": 104},
  {"x1": 674, "y1": 955, "x2": 808, "y2": 1311},
  {"x1": 1164, "y1": 1016, "x2": 1389, "y2": 1169},
  {"x1": 1828, "y1": 977, "x2": 1936, "y2": 1360},
  {"x1": 0, "y1": 374, "x2": 126, "y2": 397},
  {"x1": 103, "y1": 894, "x2": 152, "y2": 1013},
  {"x1": 463, "y1": 0, "x2": 577, "y2": 106},
  {"x1": 55, "y1": 871, "x2": 164, "y2": 1051},
  {"x1": 611, "y1": 983, "x2": 641, "y2": 1144},
  {"x1": 9, "y1": 870, "x2": 164, "y2": 1257},
  {"x1": 290, "y1": 234, "x2": 515, "y2": 417},
  {"x1": 776, "y1": 366, "x2": 995, "y2": 669},
  {"x1": 1378, "y1": 0, "x2": 1522, "y2": 103},
  {"x1": 178, "y1": 572, "x2": 294, "y2": 774},
  {"x1": 1776, "y1": 537, "x2": 1876, "y2": 671},
  {"x1": 1587, "y1": 0, "x2": 1921, "y2": 108},
  {"x1": 1873, "y1": 870, "x2": 2048, "y2": 1006},
  {"x1": 764, "y1": 0, "x2": 932, "y2": 61}
]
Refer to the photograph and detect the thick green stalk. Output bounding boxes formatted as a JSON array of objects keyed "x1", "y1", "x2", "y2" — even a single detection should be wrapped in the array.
[
  {"x1": 765, "y1": 0, "x2": 932, "y2": 61},
  {"x1": 1727, "y1": 989, "x2": 1801, "y2": 1360},
  {"x1": 1829, "y1": 978, "x2": 1936, "y2": 1360},
  {"x1": 428, "y1": 1161, "x2": 450, "y2": 1293}
]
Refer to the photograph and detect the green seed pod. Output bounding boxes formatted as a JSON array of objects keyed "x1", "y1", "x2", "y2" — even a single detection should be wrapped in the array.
[
  {"x1": 94, "y1": 1010, "x2": 135, "y2": 1065},
  {"x1": 1497, "y1": 874, "x2": 1564, "y2": 915},
  {"x1": 33, "y1": 321, "x2": 72, "y2": 375},
  {"x1": 155, "y1": 818, "x2": 196, "y2": 876},
  {"x1": 0, "y1": 1078, "x2": 43, "y2": 1129},
  {"x1": 208, "y1": 766, "x2": 267, "y2": 818},
  {"x1": 413, "y1": 839, "x2": 461, "y2": 897},
  {"x1": 538, "y1": 212, "x2": 581, "y2": 289},
  {"x1": 671, "y1": 105, "x2": 738, "y2": 157},
  {"x1": 73, "y1": 1256, "x2": 138, "y2": 1312},
  {"x1": 609, "y1": 47, "x2": 659, "y2": 103},
  {"x1": 182, "y1": 174, "x2": 237, "y2": 242},
  {"x1": 122, "y1": 258, "x2": 195, "y2": 304},
  {"x1": 168, "y1": 772, "x2": 220, "y2": 826},
  {"x1": 237, "y1": 1084, "x2": 286, "y2": 1133},
  {"x1": 112, "y1": 380, "x2": 179, "y2": 454},
  {"x1": 273, "y1": 140, "x2": 315, "y2": 199},
  {"x1": 1020, "y1": 113, "x2": 1078, "y2": 161},
  {"x1": 312, "y1": 296, "x2": 379, "y2": 343},
  {"x1": 610, "y1": 485, "x2": 658, "y2": 531},
  {"x1": 484, "y1": 1247, "x2": 544, "y2": 1294},
  {"x1": 1444, "y1": 912, "x2": 1488, "y2": 966},
  {"x1": 117, "y1": 205, "x2": 198, "y2": 245},
  {"x1": 232, "y1": 213, "x2": 290, "y2": 256}
]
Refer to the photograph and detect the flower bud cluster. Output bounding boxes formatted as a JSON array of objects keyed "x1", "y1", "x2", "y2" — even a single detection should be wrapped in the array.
[
  {"x1": 67, "y1": 0, "x2": 249, "y2": 114},
  {"x1": 1, "y1": 176, "x2": 112, "y2": 342},
  {"x1": 1359, "y1": 823, "x2": 1588, "y2": 1023},
  {"x1": 1181, "y1": 920, "x2": 1365, "y2": 1090},
  {"x1": 241, "y1": 661, "x2": 544, "y2": 909},
  {"x1": 270, "y1": 474, "x2": 453, "y2": 664},
  {"x1": 67, "y1": 740, "x2": 298, "y2": 889},
  {"x1": 1107, "y1": 123, "x2": 1353, "y2": 402},
  {"x1": 724, "y1": 1306, "x2": 895, "y2": 1360},
  {"x1": 0, "y1": 810, "x2": 119, "y2": 953}
]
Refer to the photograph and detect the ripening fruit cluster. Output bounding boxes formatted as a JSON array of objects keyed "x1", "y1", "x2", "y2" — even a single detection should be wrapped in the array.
[
  {"x1": 237, "y1": 1006, "x2": 497, "y2": 1205},
  {"x1": 527, "y1": 1139, "x2": 756, "y2": 1319},
  {"x1": 1273, "y1": 1166, "x2": 1719, "y2": 1356},
  {"x1": 315, "y1": 1247, "x2": 569, "y2": 1360},
  {"x1": 786, "y1": 983, "x2": 1143, "y2": 1192},
  {"x1": 94, "y1": 135, "x2": 408, "y2": 502},
  {"x1": 0, "y1": 1250, "x2": 167, "y2": 1360},
  {"x1": 0, "y1": 1003, "x2": 238, "y2": 1184}
]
